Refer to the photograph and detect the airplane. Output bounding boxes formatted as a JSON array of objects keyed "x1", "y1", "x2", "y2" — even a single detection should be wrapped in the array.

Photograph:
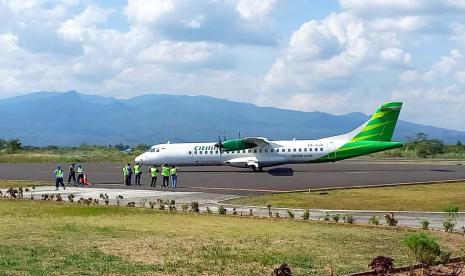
[{"x1": 135, "y1": 102, "x2": 404, "y2": 172}]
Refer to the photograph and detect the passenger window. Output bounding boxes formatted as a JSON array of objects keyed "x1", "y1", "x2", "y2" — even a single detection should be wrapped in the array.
[
  {"x1": 265, "y1": 149, "x2": 268, "y2": 153},
  {"x1": 304, "y1": 148, "x2": 307, "y2": 152},
  {"x1": 271, "y1": 149, "x2": 274, "y2": 153},
  {"x1": 248, "y1": 149, "x2": 252, "y2": 153},
  {"x1": 254, "y1": 149, "x2": 257, "y2": 153},
  {"x1": 287, "y1": 149, "x2": 291, "y2": 152},
  {"x1": 259, "y1": 149, "x2": 262, "y2": 153},
  {"x1": 199, "y1": 151, "x2": 203, "y2": 154},
  {"x1": 320, "y1": 148, "x2": 324, "y2": 151},
  {"x1": 314, "y1": 148, "x2": 318, "y2": 152},
  {"x1": 215, "y1": 151, "x2": 219, "y2": 154},
  {"x1": 189, "y1": 151, "x2": 192, "y2": 155},
  {"x1": 194, "y1": 151, "x2": 197, "y2": 154},
  {"x1": 298, "y1": 148, "x2": 302, "y2": 152},
  {"x1": 293, "y1": 148, "x2": 296, "y2": 152},
  {"x1": 210, "y1": 151, "x2": 214, "y2": 154},
  {"x1": 242, "y1": 150, "x2": 246, "y2": 153}
]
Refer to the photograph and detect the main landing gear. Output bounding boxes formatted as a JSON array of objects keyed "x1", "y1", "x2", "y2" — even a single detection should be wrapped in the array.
[{"x1": 250, "y1": 165, "x2": 263, "y2": 172}]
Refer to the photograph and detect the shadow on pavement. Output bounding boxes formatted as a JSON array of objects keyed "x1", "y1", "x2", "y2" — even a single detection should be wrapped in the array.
[{"x1": 267, "y1": 168, "x2": 294, "y2": 176}]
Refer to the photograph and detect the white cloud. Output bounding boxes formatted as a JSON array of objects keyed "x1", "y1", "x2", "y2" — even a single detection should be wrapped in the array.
[
  {"x1": 125, "y1": 0, "x2": 174, "y2": 24},
  {"x1": 58, "y1": 6, "x2": 109, "y2": 41},
  {"x1": 236, "y1": 0, "x2": 277, "y2": 20}
]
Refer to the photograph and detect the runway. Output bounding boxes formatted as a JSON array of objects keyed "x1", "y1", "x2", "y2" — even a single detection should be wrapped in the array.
[{"x1": 1, "y1": 159, "x2": 465, "y2": 195}]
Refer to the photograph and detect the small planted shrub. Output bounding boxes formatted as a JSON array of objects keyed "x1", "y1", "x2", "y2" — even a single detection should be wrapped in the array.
[
  {"x1": 68, "y1": 194, "x2": 75, "y2": 203},
  {"x1": 249, "y1": 208, "x2": 253, "y2": 216},
  {"x1": 384, "y1": 212, "x2": 398, "y2": 227},
  {"x1": 274, "y1": 212, "x2": 280, "y2": 218},
  {"x1": 168, "y1": 204, "x2": 176, "y2": 211},
  {"x1": 287, "y1": 211, "x2": 295, "y2": 219},
  {"x1": 267, "y1": 204, "x2": 272, "y2": 217},
  {"x1": 206, "y1": 206, "x2": 212, "y2": 214},
  {"x1": 149, "y1": 201, "x2": 156, "y2": 209},
  {"x1": 331, "y1": 214, "x2": 341, "y2": 223},
  {"x1": 420, "y1": 219, "x2": 430, "y2": 230},
  {"x1": 218, "y1": 205, "x2": 227, "y2": 215},
  {"x1": 56, "y1": 194, "x2": 63, "y2": 202},
  {"x1": 343, "y1": 214, "x2": 355, "y2": 224},
  {"x1": 127, "y1": 202, "x2": 135, "y2": 208},
  {"x1": 170, "y1": 199, "x2": 175, "y2": 205},
  {"x1": 232, "y1": 208, "x2": 237, "y2": 215},
  {"x1": 302, "y1": 209, "x2": 310, "y2": 220},
  {"x1": 158, "y1": 202, "x2": 165, "y2": 210},
  {"x1": 181, "y1": 204, "x2": 189, "y2": 211},
  {"x1": 404, "y1": 233, "x2": 441, "y2": 266},
  {"x1": 191, "y1": 202, "x2": 199, "y2": 213},
  {"x1": 324, "y1": 212, "x2": 330, "y2": 221},
  {"x1": 272, "y1": 263, "x2": 292, "y2": 276},
  {"x1": 368, "y1": 215, "x2": 380, "y2": 225},
  {"x1": 443, "y1": 219, "x2": 456, "y2": 233},
  {"x1": 369, "y1": 256, "x2": 394, "y2": 274}
]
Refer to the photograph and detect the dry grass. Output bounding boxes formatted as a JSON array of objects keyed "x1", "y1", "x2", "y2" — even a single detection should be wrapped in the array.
[
  {"x1": 0, "y1": 180, "x2": 51, "y2": 188},
  {"x1": 224, "y1": 182, "x2": 465, "y2": 211},
  {"x1": 0, "y1": 199, "x2": 464, "y2": 275}
]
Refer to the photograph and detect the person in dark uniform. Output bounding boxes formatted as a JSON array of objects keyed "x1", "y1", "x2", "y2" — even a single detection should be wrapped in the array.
[{"x1": 68, "y1": 163, "x2": 76, "y2": 184}]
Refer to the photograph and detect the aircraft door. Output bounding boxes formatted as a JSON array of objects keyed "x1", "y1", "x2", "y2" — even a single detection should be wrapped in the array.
[{"x1": 327, "y1": 141, "x2": 336, "y2": 160}]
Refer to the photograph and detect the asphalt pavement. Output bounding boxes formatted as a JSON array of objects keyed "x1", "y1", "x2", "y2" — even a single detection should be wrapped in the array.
[{"x1": 1, "y1": 159, "x2": 465, "y2": 195}]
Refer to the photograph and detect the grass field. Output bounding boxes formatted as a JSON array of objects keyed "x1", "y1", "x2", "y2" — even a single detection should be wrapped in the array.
[
  {"x1": 0, "y1": 180, "x2": 51, "y2": 188},
  {"x1": 0, "y1": 200, "x2": 464, "y2": 275},
  {"x1": 224, "y1": 182, "x2": 465, "y2": 212}
]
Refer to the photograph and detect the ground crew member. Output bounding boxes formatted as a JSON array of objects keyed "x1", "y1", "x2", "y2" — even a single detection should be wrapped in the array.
[
  {"x1": 76, "y1": 164, "x2": 84, "y2": 186},
  {"x1": 161, "y1": 164, "x2": 170, "y2": 188},
  {"x1": 134, "y1": 162, "x2": 142, "y2": 185},
  {"x1": 54, "y1": 165, "x2": 65, "y2": 190},
  {"x1": 150, "y1": 165, "x2": 158, "y2": 187},
  {"x1": 68, "y1": 163, "x2": 76, "y2": 184},
  {"x1": 170, "y1": 165, "x2": 179, "y2": 188},
  {"x1": 122, "y1": 163, "x2": 132, "y2": 186}
]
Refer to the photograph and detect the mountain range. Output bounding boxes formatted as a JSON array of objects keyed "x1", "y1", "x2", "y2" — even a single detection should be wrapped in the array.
[{"x1": 0, "y1": 91, "x2": 463, "y2": 146}]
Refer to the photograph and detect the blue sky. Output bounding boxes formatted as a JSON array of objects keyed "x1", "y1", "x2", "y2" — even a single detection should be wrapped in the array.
[{"x1": 1, "y1": 0, "x2": 465, "y2": 131}]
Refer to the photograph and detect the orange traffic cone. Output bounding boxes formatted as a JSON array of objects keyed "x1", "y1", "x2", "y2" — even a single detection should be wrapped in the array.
[{"x1": 83, "y1": 174, "x2": 91, "y2": 185}]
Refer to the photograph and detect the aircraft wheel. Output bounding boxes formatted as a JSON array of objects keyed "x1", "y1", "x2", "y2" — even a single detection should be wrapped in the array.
[{"x1": 250, "y1": 165, "x2": 257, "y2": 172}]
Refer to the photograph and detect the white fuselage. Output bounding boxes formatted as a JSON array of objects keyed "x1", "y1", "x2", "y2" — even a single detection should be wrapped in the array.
[{"x1": 135, "y1": 138, "x2": 346, "y2": 168}]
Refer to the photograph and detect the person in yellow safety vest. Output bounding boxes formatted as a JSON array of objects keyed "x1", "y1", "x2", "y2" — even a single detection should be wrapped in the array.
[
  {"x1": 170, "y1": 166, "x2": 179, "y2": 188},
  {"x1": 122, "y1": 163, "x2": 132, "y2": 186},
  {"x1": 53, "y1": 165, "x2": 65, "y2": 190},
  {"x1": 76, "y1": 164, "x2": 84, "y2": 186},
  {"x1": 134, "y1": 163, "x2": 142, "y2": 186},
  {"x1": 161, "y1": 164, "x2": 170, "y2": 188},
  {"x1": 150, "y1": 165, "x2": 158, "y2": 187}
]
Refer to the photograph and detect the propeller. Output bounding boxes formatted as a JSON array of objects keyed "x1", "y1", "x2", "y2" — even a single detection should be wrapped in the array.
[{"x1": 214, "y1": 132, "x2": 225, "y2": 158}]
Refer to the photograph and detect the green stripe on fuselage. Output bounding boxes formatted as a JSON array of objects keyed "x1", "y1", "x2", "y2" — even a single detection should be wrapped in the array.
[{"x1": 310, "y1": 141, "x2": 403, "y2": 163}]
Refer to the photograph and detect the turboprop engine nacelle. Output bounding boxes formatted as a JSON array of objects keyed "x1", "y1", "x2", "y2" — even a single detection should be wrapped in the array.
[{"x1": 216, "y1": 139, "x2": 256, "y2": 151}]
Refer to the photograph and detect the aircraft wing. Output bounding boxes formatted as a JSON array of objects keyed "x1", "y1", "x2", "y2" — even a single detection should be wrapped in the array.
[{"x1": 242, "y1": 137, "x2": 271, "y2": 146}]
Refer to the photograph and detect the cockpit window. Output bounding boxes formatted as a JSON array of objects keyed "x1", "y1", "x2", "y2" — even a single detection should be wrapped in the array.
[{"x1": 147, "y1": 148, "x2": 160, "y2": 153}]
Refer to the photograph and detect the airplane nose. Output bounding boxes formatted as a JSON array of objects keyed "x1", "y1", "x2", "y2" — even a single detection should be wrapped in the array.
[{"x1": 135, "y1": 155, "x2": 143, "y2": 165}]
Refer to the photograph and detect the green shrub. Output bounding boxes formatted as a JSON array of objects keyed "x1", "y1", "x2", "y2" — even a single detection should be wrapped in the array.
[
  {"x1": 287, "y1": 211, "x2": 294, "y2": 219},
  {"x1": 368, "y1": 215, "x2": 380, "y2": 225},
  {"x1": 384, "y1": 212, "x2": 398, "y2": 227},
  {"x1": 443, "y1": 219, "x2": 456, "y2": 233},
  {"x1": 267, "y1": 204, "x2": 272, "y2": 217},
  {"x1": 343, "y1": 214, "x2": 355, "y2": 224},
  {"x1": 302, "y1": 209, "x2": 310, "y2": 220},
  {"x1": 190, "y1": 202, "x2": 199, "y2": 213},
  {"x1": 404, "y1": 233, "x2": 441, "y2": 266},
  {"x1": 218, "y1": 205, "x2": 227, "y2": 215},
  {"x1": 331, "y1": 214, "x2": 341, "y2": 223},
  {"x1": 324, "y1": 212, "x2": 330, "y2": 221},
  {"x1": 420, "y1": 220, "x2": 430, "y2": 230}
]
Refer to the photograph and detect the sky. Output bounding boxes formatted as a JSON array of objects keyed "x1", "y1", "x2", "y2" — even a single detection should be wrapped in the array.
[{"x1": 1, "y1": 0, "x2": 465, "y2": 130}]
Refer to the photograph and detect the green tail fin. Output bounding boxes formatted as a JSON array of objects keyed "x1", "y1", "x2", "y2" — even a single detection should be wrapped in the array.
[{"x1": 351, "y1": 102, "x2": 402, "y2": 142}]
